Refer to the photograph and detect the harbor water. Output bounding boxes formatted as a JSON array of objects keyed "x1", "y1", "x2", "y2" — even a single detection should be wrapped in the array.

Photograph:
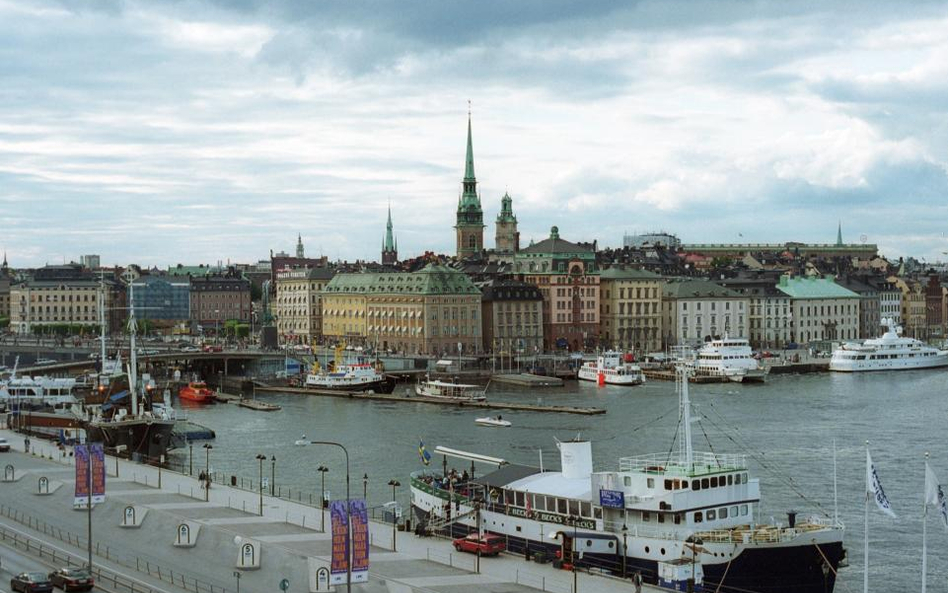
[{"x1": 169, "y1": 371, "x2": 948, "y2": 591}]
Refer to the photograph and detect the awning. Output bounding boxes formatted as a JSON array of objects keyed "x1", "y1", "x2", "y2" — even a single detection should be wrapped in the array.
[
  {"x1": 100, "y1": 390, "x2": 130, "y2": 412},
  {"x1": 434, "y1": 446, "x2": 507, "y2": 467}
]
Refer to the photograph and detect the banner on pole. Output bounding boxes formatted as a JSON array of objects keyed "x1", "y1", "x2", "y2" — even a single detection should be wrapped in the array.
[
  {"x1": 350, "y1": 499, "x2": 369, "y2": 583},
  {"x1": 925, "y1": 462, "x2": 948, "y2": 529},
  {"x1": 91, "y1": 443, "x2": 106, "y2": 503},
  {"x1": 329, "y1": 500, "x2": 349, "y2": 585},
  {"x1": 74, "y1": 445, "x2": 90, "y2": 506}
]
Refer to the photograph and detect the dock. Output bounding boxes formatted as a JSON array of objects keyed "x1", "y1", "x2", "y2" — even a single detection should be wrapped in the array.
[
  {"x1": 237, "y1": 399, "x2": 282, "y2": 411},
  {"x1": 642, "y1": 369, "x2": 728, "y2": 383},
  {"x1": 767, "y1": 361, "x2": 829, "y2": 374},
  {"x1": 212, "y1": 391, "x2": 242, "y2": 403},
  {"x1": 254, "y1": 386, "x2": 605, "y2": 415},
  {"x1": 491, "y1": 373, "x2": 564, "y2": 387}
]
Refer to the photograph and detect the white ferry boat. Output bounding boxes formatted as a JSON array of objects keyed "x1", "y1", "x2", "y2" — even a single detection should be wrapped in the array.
[
  {"x1": 695, "y1": 336, "x2": 768, "y2": 383},
  {"x1": 829, "y1": 318, "x2": 948, "y2": 372},
  {"x1": 410, "y1": 365, "x2": 845, "y2": 593},
  {"x1": 577, "y1": 352, "x2": 646, "y2": 386},
  {"x1": 0, "y1": 364, "x2": 79, "y2": 411},
  {"x1": 415, "y1": 378, "x2": 487, "y2": 401},
  {"x1": 305, "y1": 361, "x2": 393, "y2": 392}
]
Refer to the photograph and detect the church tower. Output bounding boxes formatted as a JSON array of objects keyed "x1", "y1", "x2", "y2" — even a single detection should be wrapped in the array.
[
  {"x1": 455, "y1": 112, "x2": 485, "y2": 258},
  {"x1": 296, "y1": 233, "x2": 305, "y2": 258},
  {"x1": 495, "y1": 191, "x2": 519, "y2": 254},
  {"x1": 382, "y1": 204, "x2": 398, "y2": 265}
]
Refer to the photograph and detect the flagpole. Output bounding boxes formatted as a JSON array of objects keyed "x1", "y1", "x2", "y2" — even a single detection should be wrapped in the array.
[
  {"x1": 864, "y1": 440, "x2": 869, "y2": 593},
  {"x1": 833, "y1": 438, "x2": 838, "y2": 525},
  {"x1": 922, "y1": 452, "x2": 929, "y2": 593}
]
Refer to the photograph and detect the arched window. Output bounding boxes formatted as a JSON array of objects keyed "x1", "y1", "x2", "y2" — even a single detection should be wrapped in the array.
[{"x1": 469, "y1": 235, "x2": 477, "y2": 249}]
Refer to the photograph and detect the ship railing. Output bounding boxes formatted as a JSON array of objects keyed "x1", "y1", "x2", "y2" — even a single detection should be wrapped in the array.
[
  {"x1": 601, "y1": 520, "x2": 682, "y2": 542},
  {"x1": 696, "y1": 517, "x2": 844, "y2": 544},
  {"x1": 618, "y1": 451, "x2": 746, "y2": 476}
]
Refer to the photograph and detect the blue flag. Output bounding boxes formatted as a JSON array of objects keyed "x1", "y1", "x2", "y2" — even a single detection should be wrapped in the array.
[{"x1": 418, "y1": 440, "x2": 431, "y2": 466}]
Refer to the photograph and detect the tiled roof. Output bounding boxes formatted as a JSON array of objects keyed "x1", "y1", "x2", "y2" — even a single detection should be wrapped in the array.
[{"x1": 323, "y1": 263, "x2": 479, "y2": 295}]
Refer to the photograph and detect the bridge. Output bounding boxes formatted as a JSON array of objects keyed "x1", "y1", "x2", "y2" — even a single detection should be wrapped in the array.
[{"x1": 7, "y1": 350, "x2": 294, "y2": 376}]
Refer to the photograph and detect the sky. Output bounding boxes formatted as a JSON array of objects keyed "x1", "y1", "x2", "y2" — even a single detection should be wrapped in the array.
[{"x1": 2, "y1": 0, "x2": 947, "y2": 268}]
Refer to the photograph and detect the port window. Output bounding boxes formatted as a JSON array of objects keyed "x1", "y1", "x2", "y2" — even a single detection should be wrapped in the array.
[
  {"x1": 664, "y1": 479, "x2": 673, "y2": 490},
  {"x1": 558, "y1": 499, "x2": 568, "y2": 514},
  {"x1": 701, "y1": 478, "x2": 709, "y2": 489},
  {"x1": 710, "y1": 477, "x2": 718, "y2": 488},
  {"x1": 516, "y1": 525, "x2": 522, "y2": 532},
  {"x1": 707, "y1": 510, "x2": 716, "y2": 520},
  {"x1": 692, "y1": 480, "x2": 700, "y2": 491},
  {"x1": 694, "y1": 512, "x2": 703, "y2": 523},
  {"x1": 647, "y1": 478, "x2": 655, "y2": 488},
  {"x1": 727, "y1": 475, "x2": 733, "y2": 486},
  {"x1": 718, "y1": 507, "x2": 728, "y2": 518},
  {"x1": 741, "y1": 504, "x2": 748, "y2": 516},
  {"x1": 569, "y1": 500, "x2": 580, "y2": 516}
]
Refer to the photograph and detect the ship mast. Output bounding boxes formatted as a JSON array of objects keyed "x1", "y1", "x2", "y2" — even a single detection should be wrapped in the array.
[
  {"x1": 127, "y1": 280, "x2": 139, "y2": 416},
  {"x1": 677, "y1": 361, "x2": 694, "y2": 470},
  {"x1": 99, "y1": 276, "x2": 107, "y2": 369}
]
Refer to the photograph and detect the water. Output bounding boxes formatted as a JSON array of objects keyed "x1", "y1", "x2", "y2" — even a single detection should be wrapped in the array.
[{"x1": 170, "y1": 371, "x2": 948, "y2": 591}]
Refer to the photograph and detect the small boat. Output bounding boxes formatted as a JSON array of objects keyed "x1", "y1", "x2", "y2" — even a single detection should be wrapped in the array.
[
  {"x1": 577, "y1": 352, "x2": 646, "y2": 386},
  {"x1": 474, "y1": 416, "x2": 511, "y2": 427},
  {"x1": 294, "y1": 435, "x2": 308, "y2": 446},
  {"x1": 178, "y1": 381, "x2": 215, "y2": 403},
  {"x1": 415, "y1": 378, "x2": 487, "y2": 401}
]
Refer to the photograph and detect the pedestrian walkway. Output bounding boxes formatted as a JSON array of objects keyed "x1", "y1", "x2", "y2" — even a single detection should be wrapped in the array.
[{"x1": 1, "y1": 428, "x2": 655, "y2": 593}]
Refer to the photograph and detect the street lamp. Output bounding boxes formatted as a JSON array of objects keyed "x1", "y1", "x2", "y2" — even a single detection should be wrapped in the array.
[
  {"x1": 317, "y1": 464, "x2": 329, "y2": 532},
  {"x1": 203, "y1": 444, "x2": 213, "y2": 502},
  {"x1": 362, "y1": 473, "x2": 368, "y2": 500},
  {"x1": 188, "y1": 441, "x2": 193, "y2": 476},
  {"x1": 570, "y1": 514, "x2": 579, "y2": 593},
  {"x1": 256, "y1": 454, "x2": 267, "y2": 516},
  {"x1": 270, "y1": 455, "x2": 276, "y2": 496},
  {"x1": 214, "y1": 309, "x2": 220, "y2": 345},
  {"x1": 310, "y1": 441, "x2": 352, "y2": 593},
  {"x1": 387, "y1": 479, "x2": 401, "y2": 551},
  {"x1": 621, "y1": 523, "x2": 628, "y2": 578}
]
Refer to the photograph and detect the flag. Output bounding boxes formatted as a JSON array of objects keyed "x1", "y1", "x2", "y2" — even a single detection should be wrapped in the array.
[
  {"x1": 418, "y1": 440, "x2": 431, "y2": 466},
  {"x1": 925, "y1": 462, "x2": 948, "y2": 529},
  {"x1": 866, "y1": 449, "x2": 896, "y2": 518}
]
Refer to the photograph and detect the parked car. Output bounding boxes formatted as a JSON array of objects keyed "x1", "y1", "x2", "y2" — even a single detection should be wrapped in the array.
[
  {"x1": 0, "y1": 437, "x2": 10, "y2": 452},
  {"x1": 10, "y1": 572, "x2": 53, "y2": 593},
  {"x1": 452, "y1": 533, "x2": 506, "y2": 556},
  {"x1": 202, "y1": 344, "x2": 223, "y2": 353},
  {"x1": 48, "y1": 568, "x2": 94, "y2": 592},
  {"x1": 180, "y1": 345, "x2": 200, "y2": 353},
  {"x1": 34, "y1": 358, "x2": 57, "y2": 366}
]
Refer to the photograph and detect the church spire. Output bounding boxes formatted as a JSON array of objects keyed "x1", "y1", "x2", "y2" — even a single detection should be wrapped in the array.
[
  {"x1": 836, "y1": 221, "x2": 843, "y2": 246},
  {"x1": 384, "y1": 203, "x2": 395, "y2": 252},
  {"x1": 296, "y1": 233, "x2": 304, "y2": 258},
  {"x1": 464, "y1": 107, "x2": 476, "y2": 183}
]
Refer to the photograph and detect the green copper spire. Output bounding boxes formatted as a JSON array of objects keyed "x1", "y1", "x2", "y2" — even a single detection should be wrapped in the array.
[
  {"x1": 384, "y1": 203, "x2": 395, "y2": 252},
  {"x1": 464, "y1": 113, "x2": 476, "y2": 182},
  {"x1": 836, "y1": 221, "x2": 842, "y2": 246},
  {"x1": 459, "y1": 110, "x2": 480, "y2": 209},
  {"x1": 496, "y1": 191, "x2": 516, "y2": 223}
]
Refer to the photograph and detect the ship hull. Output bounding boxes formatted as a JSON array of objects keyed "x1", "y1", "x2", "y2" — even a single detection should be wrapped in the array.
[{"x1": 85, "y1": 418, "x2": 176, "y2": 460}]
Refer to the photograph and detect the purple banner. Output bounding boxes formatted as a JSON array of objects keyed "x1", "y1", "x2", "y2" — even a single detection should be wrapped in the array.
[
  {"x1": 90, "y1": 443, "x2": 106, "y2": 503},
  {"x1": 74, "y1": 445, "x2": 89, "y2": 505},
  {"x1": 350, "y1": 499, "x2": 369, "y2": 583},
  {"x1": 329, "y1": 500, "x2": 349, "y2": 585}
]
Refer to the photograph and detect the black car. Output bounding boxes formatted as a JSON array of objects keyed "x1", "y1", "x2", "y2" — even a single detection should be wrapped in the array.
[
  {"x1": 48, "y1": 568, "x2": 94, "y2": 592},
  {"x1": 10, "y1": 572, "x2": 54, "y2": 593}
]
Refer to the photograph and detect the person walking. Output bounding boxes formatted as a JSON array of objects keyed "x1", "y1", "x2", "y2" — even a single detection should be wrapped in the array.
[
  {"x1": 633, "y1": 571, "x2": 642, "y2": 593},
  {"x1": 198, "y1": 470, "x2": 206, "y2": 489}
]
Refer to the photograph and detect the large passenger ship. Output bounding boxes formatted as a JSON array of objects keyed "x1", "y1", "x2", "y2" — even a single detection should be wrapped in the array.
[
  {"x1": 410, "y1": 365, "x2": 845, "y2": 593},
  {"x1": 829, "y1": 318, "x2": 948, "y2": 372},
  {"x1": 577, "y1": 351, "x2": 646, "y2": 385},
  {"x1": 694, "y1": 336, "x2": 768, "y2": 383}
]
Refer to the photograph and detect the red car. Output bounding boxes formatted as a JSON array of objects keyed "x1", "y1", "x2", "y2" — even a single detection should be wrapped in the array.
[
  {"x1": 48, "y1": 568, "x2": 94, "y2": 592},
  {"x1": 452, "y1": 533, "x2": 506, "y2": 556}
]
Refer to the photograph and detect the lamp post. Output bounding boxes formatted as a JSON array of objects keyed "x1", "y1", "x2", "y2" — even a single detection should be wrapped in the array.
[
  {"x1": 203, "y1": 443, "x2": 213, "y2": 502},
  {"x1": 214, "y1": 309, "x2": 220, "y2": 345},
  {"x1": 621, "y1": 523, "x2": 628, "y2": 578},
  {"x1": 256, "y1": 454, "x2": 266, "y2": 516},
  {"x1": 270, "y1": 455, "x2": 276, "y2": 496},
  {"x1": 362, "y1": 473, "x2": 368, "y2": 500},
  {"x1": 310, "y1": 441, "x2": 352, "y2": 593},
  {"x1": 188, "y1": 441, "x2": 193, "y2": 476},
  {"x1": 387, "y1": 479, "x2": 400, "y2": 551},
  {"x1": 571, "y1": 514, "x2": 579, "y2": 593},
  {"x1": 317, "y1": 465, "x2": 329, "y2": 532}
]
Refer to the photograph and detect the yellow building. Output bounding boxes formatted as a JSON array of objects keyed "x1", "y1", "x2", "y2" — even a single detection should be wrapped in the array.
[
  {"x1": 274, "y1": 267, "x2": 334, "y2": 344},
  {"x1": 599, "y1": 266, "x2": 663, "y2": 353}
]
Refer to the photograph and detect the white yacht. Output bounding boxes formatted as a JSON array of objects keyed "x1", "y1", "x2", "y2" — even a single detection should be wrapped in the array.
[
  {"x1": 695, "y1": 336, "x2": 768, "y2": 383},
  {"x1": 410, "y1": 365, "x2": 846, "y2": 593},
  {"x1": 829, "y1": 318, "x2": 948, "y2": 372},
  {"x1": 415, "y1": 378, "x2": 487, "y2": 401},
  {"x1": 577, "y1": 352, "x2": 646, "y2": 386},
  {"x1": 0, "y1": 375, "x2": 79, "y2": 411},
  {"x1": 305, "y1": 361, "x2": 393, "y2": 392}
]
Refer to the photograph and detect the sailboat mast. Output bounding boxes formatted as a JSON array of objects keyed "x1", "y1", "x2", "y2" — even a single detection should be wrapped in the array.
[
  {"x1": 128, "y1": 280, "x2": 139, "y2": 417},
  {"x1": 679, "y1": 362, "x2": 694, "y2": 469},
  {"x1": 99, "y1": 277, "x2": 107, "y2": 367}
]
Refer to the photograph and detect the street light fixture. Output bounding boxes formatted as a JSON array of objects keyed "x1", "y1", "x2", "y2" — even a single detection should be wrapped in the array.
[
  {"x1": 310, "y1": 441, "x2": 352, "y2": 593},
  {"x1": 203, "y1": 444, "x2": 213, "y2": 502},
  {"x1": 621, "y1": 523, "x2": 628, "y2": 578},
  {"x1": 362, "y1": 473, "x2": 368, "y2": 500},
  {"x1": 270, "y1": 455, "x2": 276, "y2": 496},
  {"x1": 317, "y1": 464, "x2": 329, "y2": 532},
  {"x1": 571, "y1": 514, "x2": 579, "y2": 593},
  {"x1": 387, "y1": 479, "x2": 401, "y2": 551},
  {"x1": 255, "y1": 454, "x2": 267, "y2": 516}
]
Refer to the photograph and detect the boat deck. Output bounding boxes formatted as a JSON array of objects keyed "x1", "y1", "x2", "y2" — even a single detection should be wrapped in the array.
[{"x1": 491, "y1": 373, "x2": 564, "y2": 387}]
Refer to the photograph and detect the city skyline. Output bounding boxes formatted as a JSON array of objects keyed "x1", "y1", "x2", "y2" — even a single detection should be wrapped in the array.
[{"x1": 3, "y1": 0, "x2": 948, "y2": 267}]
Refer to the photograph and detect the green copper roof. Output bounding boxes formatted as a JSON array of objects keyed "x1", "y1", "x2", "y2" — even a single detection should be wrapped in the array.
[
  {"x1": 496, "y1": 192, "x2": 517, "y2": 223},
  {"x1": 836, "y1": 222, "x2": 843, "y2": 246},
  {"x1": 384, "y1": 204, "x2": 395, "y2": 252},
  {"x1": 323, "y1": 263, "x2": 480, "y2": 296},
  {"x1": 775, "y1": 275, "x2": 860, "y2": 299},
  {"x1": 458, "y1": 113, "x2": 482, "y2": 215},
  {"x1": 600, "y1": 266, "x2": 662, "y2": 280},
  {"x1": 464, "y1": 115, "x2": 475, "y2": 182}
]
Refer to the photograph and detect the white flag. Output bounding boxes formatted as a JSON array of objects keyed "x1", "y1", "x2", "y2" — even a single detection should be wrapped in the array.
[
  {"x1": 866, "y1": 449, "x2": 896, "y2": 518},
  {"x1": 925, "y1": 462, "x2": 948, "y2": 529}
]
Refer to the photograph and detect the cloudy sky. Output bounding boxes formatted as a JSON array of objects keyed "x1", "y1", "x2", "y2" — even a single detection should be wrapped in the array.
[{"x1": 2, "y1": 0, "x2": 947, "y2": 268}]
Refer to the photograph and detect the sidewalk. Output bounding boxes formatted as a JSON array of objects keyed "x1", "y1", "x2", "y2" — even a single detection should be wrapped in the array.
[{"x1": 2, "y1": 428, "x2": 652, "y2": 593}]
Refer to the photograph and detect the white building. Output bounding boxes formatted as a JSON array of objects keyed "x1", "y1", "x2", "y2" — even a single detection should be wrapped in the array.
[{"x1": 662, "y1": 279, "x2": 750, "y2": 348}]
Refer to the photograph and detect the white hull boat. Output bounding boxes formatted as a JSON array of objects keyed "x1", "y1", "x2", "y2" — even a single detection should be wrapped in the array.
[{"x1": 474, "y1": 416, "x2": 511, "y2": 427}]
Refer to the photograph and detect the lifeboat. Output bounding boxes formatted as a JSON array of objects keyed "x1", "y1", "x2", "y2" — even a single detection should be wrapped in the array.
[{"x1": 178, "y1": 381, "x2": 215, "y2": 403}]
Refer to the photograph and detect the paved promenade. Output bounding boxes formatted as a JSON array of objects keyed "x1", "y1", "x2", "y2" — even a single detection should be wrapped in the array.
[{"x1": 0, "y1": 428, "x2": 652, "y2": 593}]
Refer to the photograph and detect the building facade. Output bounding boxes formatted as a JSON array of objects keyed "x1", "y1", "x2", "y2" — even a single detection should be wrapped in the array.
[
  {"x1": 494, "y1": 192, "x2": 519, "y2": 255},
  {"x1": 190, "y1": 274, "x2": 252, "y2": 331},
  {"x1": 481, "y1": 279, "x2": 543, "y2": 355},
  {"x1": 274, "y1": 267, "x2": 335, "y2": 344},
  {"x1": 662, "y1": 280, "x2": 750, "y2": 348},
  {"x1": 716, "y1": 273, "x2": 792, "y2": 349},
  {"x1": 775, "y1": 275, "x2": 860, "y2": 344},
  {"x1": 9, "y1": 265, "x2": 122, "y2": 334},
  {"x1": 516, "y1": 226, "x2": 599, "y2": 351},
  {"x1": 455, "y1": 115, "x2": 485, "y2": 258},
  {"x1": 130, "y1": 275, "x2": 191, "y2": 330},
  {"x1": 321, "y1": 263, "x2": 482, "y2": 355},
  {"x1": 599, "y1": 266, "x2": 663, "y2": 353}
]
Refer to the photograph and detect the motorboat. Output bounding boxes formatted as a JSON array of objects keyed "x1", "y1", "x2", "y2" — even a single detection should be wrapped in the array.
[
  {"x1": 830, "y1": 318, "x2": 948, "y2": 372},
  {"x1": 577, "y1": 352, "x2": 645, "y2": 385},
  {"x1": 415, "y1": 378, "x2": 487, "y2": 401},
  {"x1": 474, "y1": 416, "x2": 511, "y2": 427},
  {"x1": 294, "y1": 435, "x2": 309, "y2": 446},
  {"x1": 178, "y1": 381, "x2": 215, "y2": 403},
  {"x1": 694, "y1": 336, "x2": 768, "y2": 383}
]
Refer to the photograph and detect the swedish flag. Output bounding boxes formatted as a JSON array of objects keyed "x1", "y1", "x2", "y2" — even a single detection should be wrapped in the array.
[{"x1": 418, "y1": 440, "x2": 432, "y2": 466}]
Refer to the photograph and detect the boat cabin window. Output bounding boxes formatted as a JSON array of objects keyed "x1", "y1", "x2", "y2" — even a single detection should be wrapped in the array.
[
  {"x1": 594, "y1": 507, "x2": 602, "y2": 520},
  {"x1": 727, "y1": 475, "x2": 733, "y2": 486},
  {"x1": 546, "y1": 495, "x2": 556, "y2": 511},
  {"x1": 692, "y1": 479, "x2": 700, "y2": 491},
  {"x1": 664, "y1": 479, "x2": 672, "y2": 490},
  {"x1": 701, "y1": 478, "x2": 709, "y2": 489},
  {"x1": 505, "y1": 490, "x2": 515, "y2": 505},
  {"x1": 674, "y1": 513, "x2": 682, "y2": 525},
  {"x1": 569, "y1": 500, "x2": 579, "y2": 515},
  {"x1": 741, "y1": 504, "x2": 748, "y2": 516},
  {"x1": 718, "y1": 507, "x2": 728, "y2": 518},
  {"x1": 731, "y1": 505, "x2": 739, "y2": 517},
  {"x1": 707, "y1": 510, "x2": 716, "y2": 520},
  {"x1": 558, "y1": 499, "x2": 568, "y2": 514},
  {"x1": 710, "y1": 477, "x2": 718, "y2": 488},
  {"x1": 580, "y1": 502, "x2": 591, "y2": 517},
  {"x1": 515, "y1": 492, "x2": 525, "y2": 507},
  {"x1": 742, "y1": 472, "x2": 748, "y2": 483},
  {"x1": 642, "y1": 511, "x2": 650, "y2": 522},
  {"x1": 624, "y1": 476, "x2": 632, "y2": 487},
  {"x1": 657, "y1": 513, "x2": 665, "y2": 524},
  {"x1": 694, "y1": 512, "x2": 703, "y2": 523},
  {"x1": 647, "y1": 478, "x2": 655, "y2": 489}
]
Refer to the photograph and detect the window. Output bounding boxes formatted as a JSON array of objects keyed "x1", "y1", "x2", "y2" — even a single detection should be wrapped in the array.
[
  {"x1": 718, "y1": 507, "x2": 728, "y2": 519},
  {"x1": 624, "y1": 476, "x2": 632, "y2": 487},
  {"x1": 674, "y1": 514, "x2": 682, "y2": 525},
  {"x1": 710, "y1": 477, "x2": 718, "y2": 488},
  {"x1": 692, "y1": 479, "x2": 700, "y2": 491},
  {"x1": 731, "y1": 505, "x2": 739, "y2": 517},
  {"x1": 642, "y1": 511, "x2": 650, "y2": 522},
  {"x1": 647, "y1": 478, "x2": 655, "y2": 489},
  {"x1": 707, "y1": 510, "x2": 716, "y2": 520},
  {"x1": 664, "y1": 479, "x2": 673, "y2": 490},
  {"x1": 580, "y1": 502, "x2": 591, "y2": 517},
  {"x1": 558, "y1": 499, "x2": 568, "y2": 514},
  {"x1": 515, "y1": 492, "x2": 524, "y2": 507},
  {"x1": 701, "y1": 478, "x2": 709, "y2": 489},
  {"x1": 694, "y1": 512, "x2": 703, "y2": 523},
  {"x1": 569, "y1": 500, "x2": 579, "y2": 516},
  {"x1": 741, "y1": 504, "x2": 748, "y2": 516},
  {"x1": 727, "y1": 475, "x2": 733, "y2": 486}
]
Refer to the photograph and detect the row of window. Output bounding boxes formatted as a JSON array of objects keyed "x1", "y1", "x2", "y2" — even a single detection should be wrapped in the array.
[
  {"x1": 504, "y1": 490, "x2": 600, "y2": 520},
  {"x1": 694, "y1": 504, "x2": 749, "y2": 523},
  {"x1": 681, "y1": 302, "x2": 745, "y2": 311},
  {"x1": 555, "y1": 312, "x2": 596, "y2": 323}
]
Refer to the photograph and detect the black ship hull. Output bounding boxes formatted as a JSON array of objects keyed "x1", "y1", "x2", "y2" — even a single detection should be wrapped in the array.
[{"x1": 85, "y1": 418, "x2": 176, "y2": 461}]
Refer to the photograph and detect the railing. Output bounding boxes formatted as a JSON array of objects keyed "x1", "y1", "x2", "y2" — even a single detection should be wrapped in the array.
[
  {"x1": 618, "y1": 451, "x2": 746, "y2": 476},
  {"x1": 696, "y1": 517, "x2": 844, "y2": 544},
  {"x1": 601, "y1": 520, "x2": 682, "y2": 542},
  {"x1": 0, "y1": 504, "x2": 232, "y2": 593}
]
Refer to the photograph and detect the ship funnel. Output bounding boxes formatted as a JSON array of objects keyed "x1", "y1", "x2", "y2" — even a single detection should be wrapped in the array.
[{"x1": 557, "y1": 439, "x2": 593, "y2": 480}]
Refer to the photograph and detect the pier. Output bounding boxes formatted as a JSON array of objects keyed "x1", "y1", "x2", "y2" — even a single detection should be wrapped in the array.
[
  {"x1": 254, "y1": 386, "x2": 606, "y2": 415},
  {"x1": 642, "y1": 369, "x2": 729, "y2": 383},
  {"x1": 490, "y1": 373, "x2": 564, "y2": 388}
]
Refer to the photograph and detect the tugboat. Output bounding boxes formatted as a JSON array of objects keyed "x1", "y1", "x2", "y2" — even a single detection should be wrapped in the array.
[
  {"x1": 178, "y1": 381, "x2": 215, "y2": 403},
  {"x1": 410, "y1": 362, "x2": 846, "y2": 593}
]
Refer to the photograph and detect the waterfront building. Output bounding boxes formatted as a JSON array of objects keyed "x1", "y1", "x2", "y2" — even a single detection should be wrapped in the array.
[
  {"x1": 9, "y1": 264, "x2": 122, "y2": 334},
  {"x1": 381, "y1": 205, "x2": 398, "y2": 266},
  {"x1": 274, "y1": 266, "x2": 335, "y2": 344},
  {"x1": 925, "y1": 273, "x2": 944, "y2": 340},
  {"x1": 717, "y1": 272, "x2": 792, "y2": 349},
  {"x1": 874, "y1": 277, "x2": 902, "y2": 327},
  {"x1": 661, "y1": 279, "x2": 750, "y2": 348},
  {"x1": 775, "y1": 275, "x2": 860, "y2": 344},
  {"x1": 494, "y1": 192, "x2": 519, "y2": 255},
  {"x1": 892, "y1": 277, "x2": 927, "y2": 339},
  {"x1": 836, "y1": 275, "x2": 882, "y2": 339},
  {"x1": 79, "y1": 254, "x2": 100, "y2": 270},
  {"x1": 515, "y1": 226, "x2": 599, "y2": 351},
  {"x1": 321, "y1": 263, "x2": 482, "y2": 355},
  {"x1": 680, "y1": 234, "x2": 878, "y2": 261},
  {"x1": 599, "y1": 266, "x2": 663, "y2": 353},
  {"x1": 455, "y1": 114, "x2": 485, "y2": 259},
  {"x1": 190, "y1": 273, "x2": 252, "y2": 332},
  {"x1": 130, "y1": 275, "x2": 191, "y2": 332},
  {"x1": 623, "y1": 231, "x2": 680, "y2": 249},
  {"x1": 480, "y1": 279, "x2": 543, "y2": 356}
]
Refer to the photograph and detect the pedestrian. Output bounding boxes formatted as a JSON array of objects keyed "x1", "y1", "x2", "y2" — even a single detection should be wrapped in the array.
[
  {"x1": 634, "y1": 571, "x2": 642, "y2": 593},
  {"x1": 198, "y1": 470, "x2": 206, "y2": 489}
]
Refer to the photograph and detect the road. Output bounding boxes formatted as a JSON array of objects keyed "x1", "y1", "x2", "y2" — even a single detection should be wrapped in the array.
[{"x1": 0, "y1": 538, "x2": 106, "y2": 593}]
